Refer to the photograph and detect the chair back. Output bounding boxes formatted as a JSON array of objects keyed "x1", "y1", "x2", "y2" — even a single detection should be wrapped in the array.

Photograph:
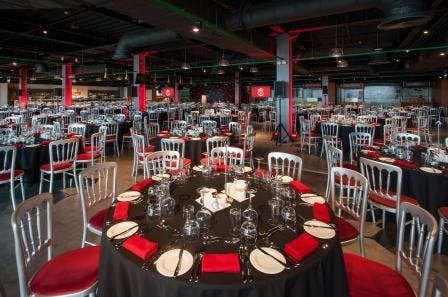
[
  {"x1": 210, "y1": 146, "x2": 244, "y2": 166},
  {"x1": 349, "y1": 132, "x2": 371, "y2": 163},
  {"x1": 198, "y1": 114, "x2": 210, "y2": 124},
  {"x1": 67, "y1": 123, "x2": 86, "y2": 136},
  {"x1": 89, "y1": 131, "x2": 106, "y2": 158},
  {"x1": 397, "y1": 202, "x2": 437, "y2": 297},
  {"x1": 37, "y1": 124, "x2": 54, "y2": 134},
  {"x1": 359, "y1": 157, "x2": 402, "y2": 211},
  {"x1": 206, "y1": 136, "x2": 229, "y2": 157},
  {"x1": 104, "y1": 121, "x2": 118, "y2": 138},
  {"x1": 431, "y1": 274, "x2": 448, "y2": 297},
  {"x1": 11, "y1": 193, "x2": 53, "y2": 297},
  {"x1": 310, "y1": 114, "x2": 321, "y2": 130},
  {"x1": 202, "y1": 120, "x2": 217, "y2": 132},
  {"x1": 49, "y1": 138, "x2": 79, "y2": 168},
  {"x1": 220, "y1": 115, "x2": 231, "y2": 126},
  {"x1": 355, "y1": 123, "x2": 375, "y2": 139},
  {"x1": 268, "y1": 152, "x2": 303, "y2": 181},
  {"x1": 171, "y1": 120, "x2": 187, "y2": 131},
  {"x1": 161, "y1": 138, "x2": 185, "y2": 158},
  {"x1": 228, "y1": 122, "x2": 240, "y2": 135},
  {"x1": 78, "y1": 162, "x2": 117, "y2": 229},
  {"x1": 144, "y1": 122, "x2": 159, "y2": 140},
  {"x1": 383, "y1": 124, "x2": 399, "y2": 145},
  {"x1": 325, "y1": 141, "x2": 343, "y2": 171},
  {"x1": 321, "y1": 121, "x2": 339, "y2": 137},
  {"x1": 145, "y1": 150, "x2": 180, "y2": 176},
  {"x1": 393, "y1": 132, "x2": 420, "y2": 146}
]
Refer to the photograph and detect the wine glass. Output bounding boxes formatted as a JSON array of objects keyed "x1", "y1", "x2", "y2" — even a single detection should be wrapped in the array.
[
  {"x1": 281, "y1": 205, "x2": 297, "y2": 233},
  {"x1": 242, "y1": 187, "x2": 258, "y2": 224},
  {"x1": 240, "y1": 220, "x2": 257, "y2": 246},
  {"x1": 254, "y1": 156, "x2": 264, "y2": 180},
  {"x1": 229, "y1": 207, "x2": 241, "y2": 236}
]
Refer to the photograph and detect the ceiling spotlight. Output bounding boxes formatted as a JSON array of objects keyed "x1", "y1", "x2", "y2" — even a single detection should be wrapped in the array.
[
  {"x1": 439, "y1": 76, "x2": 443, "y2": 79},
  {"x1": 202, "y1": 68, "x2": 206, "y2": 73},
  {"x1": 218, "y1": 52, "x2": 229, "y2": 67},
  {"x1": 249, "y1": 66, "x2": 258, "y2": 73},
  {"x1": 6, "y1": 77, "x2": 10, "y2": 83},
  {"x1": 192, "y1": 21, "x2": 201, "y2": 33},
  {"x1": 337, "y1": 59, "x2": 348, "y2": 68},
  {"x1": 238, "y1": 65, "x2": 244, "y2": 70},
  {"x1": 374, "y1": 47, "x2": 383, "y2": 51},
  {"x1": 74, "y1": 57, "x2": 79, "y2": 63},
  {"x1": 116, "y1": 75, "x2": 123, "y2": 81},
  {"x1": 181, "y1": 62, "x2": 190, "y2": 70},
  {"x1": 12, "y1": 61, "x2": 17, "y2": 66},
  {"x1": 440, "y1": 52, "x2": 446, "y2": 56},
  {"x1": 395, "y1": 58, "x2": 400, "y2": 62},
  {"x1": 217, "y1": 68, "x2": 225, "y2": 75},
  {"x1": 329, "y1": 47, "x2": 344, "y2": 58},
  {"x1": 95, "y1": 77, "x2": 102, "y2": 82},
  {"x1": 405, "y1": 49, "x2": 410, "y2": 53},
  {"x1": 423, "y1": 30, "x2": 429, "y2": 34},
  {"x1": 42, "y1": 27, "x2": 49, "y2": 35}
]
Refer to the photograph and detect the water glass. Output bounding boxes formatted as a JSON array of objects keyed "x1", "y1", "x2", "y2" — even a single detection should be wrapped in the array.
[
  {"x1": 196, "y1": 208, "x2": 212, "y2": 234},
  {"x1": 229, "y1": 208, "x2": 241, "y2": 236},
  {"x1": 268, "y1": 199, "x2": 281, "y2": 226},
  {"x1": 161, "y1": 197, "x2": 175, "y2": 216},
  {"x1": 182, "y1": 204, "x2": 195, "y2": 220},
  {"x1": 281, "y1": 205, "x2": 297, "y2": 231},
  {"x1": 240, "y1": 220, "x2": 257, "y2": 245},
  {"x1": 182, "y1": 219, "x2": 200, "y2": 242}
]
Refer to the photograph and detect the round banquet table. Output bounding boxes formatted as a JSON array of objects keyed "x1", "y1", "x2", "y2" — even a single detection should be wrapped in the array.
[
  {"x1": 97, "y1": 174, "x2": 349, "y2": 297},
  {"x1": 360, "y1": 149, "x2": 448, "y2": 217}
]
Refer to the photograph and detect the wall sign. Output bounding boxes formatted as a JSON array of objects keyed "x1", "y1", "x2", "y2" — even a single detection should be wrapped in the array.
[
  {"x1": 251, "y1": 85, "x2": 271, "y2": 98},
  {"x1": 161, "y1": 87, "x2": 174, "y2": 97}
]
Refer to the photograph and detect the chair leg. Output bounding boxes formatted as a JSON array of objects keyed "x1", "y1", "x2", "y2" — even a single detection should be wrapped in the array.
[
  {"x1": 19, "y1": 177, "x2": 25, "y2": 202},
  {"x1": 10, "y1": 180, "x2": 17, "y2": 210},
  {"x1": 382, "y1": 209, "x2": 386, "y2": 229},
  {"x1": 62, "y1": 172, "x2": 66, "y2": 189},
  {"x1": 359, "y1": 236, "x2": 365, "y2": 257},
  {"x1": 370, "y1": 205, "x2": 376, "y2": 224},
  {"x1": 39, "y1": 171, "x2": 44, "y2": 194},
  {"x1": 49, "y1": 173, "x2": 54, "y2": 193},
  {"x1": 81, "y1": 226, "x2": 87, "y2": 248},
  {"x1": 438, "y1": 217, "x2": 444, "y2": 254}
]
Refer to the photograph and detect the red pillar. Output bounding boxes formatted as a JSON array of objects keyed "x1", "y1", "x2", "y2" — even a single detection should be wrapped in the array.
[
  {"x1": 62, "y1": 63, "x2": 72, "y2": 107},
  {"x1": 288, "y1": 35, "x2": 294, "y2": 134},
  {"x1": 19, "y1": 67, "x2": 28, "y2": 107},
  {"x1": 138, "y1": 53, "x2": 146, "y2": 111}
]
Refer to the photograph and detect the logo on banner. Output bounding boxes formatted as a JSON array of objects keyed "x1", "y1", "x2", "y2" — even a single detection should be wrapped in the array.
[
  {"x1": 162, "y1": 87, "x2": 174, "y2": 97},
  {"x1": 251, "y1": 86, "x2": 270, "y2": 98}
]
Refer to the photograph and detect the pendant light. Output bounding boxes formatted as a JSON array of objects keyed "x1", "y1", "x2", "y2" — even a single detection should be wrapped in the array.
[
  {"x1": 218, "y1": 51, "x2": 229, "y2": 67},
  {"x1": 249, "y1": 65, "x2": 258, "y2": 73},
  {"x1": 329, "y1": 24, "x2": 344, "y2": 58},
  {"x1": 181, "y1": 49, "x2": 190, "y2": 70}
]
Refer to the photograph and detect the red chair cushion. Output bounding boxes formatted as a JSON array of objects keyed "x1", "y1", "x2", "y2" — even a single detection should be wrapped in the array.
[
  {"x1": 137, "y1": 145, "x2": 155, "y2": 153},
  {"x1": 84, "y1": 145, "x2": 99, "y2": 152},
  {"x1": 334, "y1": 175, "x2": 361, "y2": 187},
  {"x1": 0, "y1": 169, "x2": 24, "y2": 181},
  {"x1": 369, "y1": 191, "x2": 418, "y2": 209},
  {"x1": 106, "y1": 135, "x2": 116, "y2": 140},
  {"x1": 343, "y1": 162, "x2": 358, "y2": 171},
  {"x1": 76, "y1": 153, "x2": 101, "y2": 161},
  {"x1": 440, "y1": 207, "x2": 448, "y2": 220},
  {"x1": 183, "y1": 158, "x2": 192, "y2": 167},
  {"x1": 343, "y1": 253, "x2": 416, "y2": 297},
  {"x1": 88, "y1": 208, "x2": 108, "y2": 230},
  {"x1": 40, "y1": 162, "x2": 73, "y2": 172},
  {"x1": 336, "y1": 217, "x2": 359, "y2": 242},
  {"x1": 30, "y1": 246, "x2": 100, "y2": 296}
]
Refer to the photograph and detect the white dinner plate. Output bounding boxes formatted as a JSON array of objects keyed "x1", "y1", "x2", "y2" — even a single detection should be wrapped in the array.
[
  {"x1": 250, "y1": 247, "x2": 286, "y2": 274},
  {"x1": 303, "y1": 220, "x2": 336, "y2": 239},
  {"x1": 106, "y1": 221, "x2": 139, "y2": 240},
  {"x1": 190, "y1": 137, "x2": 202, "y2": 141},
  {"x1": 419, "y1": 167, "x2": 442, "y2": 174},
  {"x1": 378, "y1": 157, "x2": 395, "y2": 163},
  {"x1": 275, "y1": 175, "x2": 293, "y2": 184},
  {"x1": 360, "y1": 149, "x2": 374, "y2": 154},
  {"x1": 117, "y1": 191, "x2": 141, "y2": 202},
  {"x1": 156, "y1": 249, "x2": 193, "y2": 277},
  {"x1": 301, "y1": 195, "x2": 326, "y2": 205},
  {"x1": 169, "y1": 136, "x2": 179, "y2": 139},
  {"x1": 243, "y1": 166, "x2": 253, "y2": 173},
  {"x1": 301, "y1": 193, "x2": 318, "y2": 198},
  {"x1": 192, "y1": 165, "x2": 204, "y2": 172},
  {"x1": 151, "y1": 173, "x2": 170, "y2": 181}
]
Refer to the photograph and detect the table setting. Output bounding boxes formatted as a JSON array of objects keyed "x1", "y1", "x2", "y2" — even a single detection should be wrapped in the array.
[{"x1": 97, "y1": 165, "x2": 349, "y2": 297}]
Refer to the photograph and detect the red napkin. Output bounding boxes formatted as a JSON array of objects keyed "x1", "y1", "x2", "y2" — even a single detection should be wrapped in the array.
[
  {"x1": 283, "y1": 233, "x2": 320, "y2": 263},
  {"x1": 366, "y1": 152, "x2": 381, "y2": 159},
  {"x1": 122, "y1": 234, "x2": 158, "y2": 260},
  {"x1": 67, "y1": 132, "x2": 78, "y2": 138},
  {"x1": 201, "y1": 253, "x2": 240, "y2": 273},
  {"x1": 13, "y1": 143, "x2": 23, "y2": 149},
  {"x1": 113, "y1": 202, "x2": 130, "y2": 222},
  {"x1": 289, "y1": 180, "x2": 312, "y2": 194},
  {"x1": 393, "y1": 159, "x2": 417, "y2": 169},
  {"x1": 214, "y1": 164, "x2": 229, "y2": 172},
  {"x1": 313, "y1": 202, "x2": 331, "y2": 223},
  {"x1": 130, "y1": 178, "x2": 153, "y2": 192},
  {"x1": 364, "y1": 146, "x2": 377, "y2": 150},
  {"x1": 40, "y1": 140, "x2": 51, "y2": 146}
]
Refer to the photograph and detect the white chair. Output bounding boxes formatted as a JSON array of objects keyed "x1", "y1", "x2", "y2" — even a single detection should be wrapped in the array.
[
  {"x1": 132, "y1": 133, "x2": 154, "y2": 179},
  {"x1": 75, "y1": 131, "x2": 104, "y2": 167},
  {"x1": 320, "y1": 121, "x2": 340, "y2": 157},
  {"x1": 78, "y1": 162, "x2": 117, "y2": 247},
  {"x1": 329, "y1": 167, "x2": 369, "y2": 257},
  {"x1": 228, "y1": 122, "x2": 240, "y2": 136},
  {"x1": 393, "y1": 132, "x2": 421, "y2": 146},
  {"x1": 11, "y1": 193, "x2": 99, "y2": 297},
  {"x1": 39, "y1": 138, "x2": 79, "y2": 194},
  {"x1": 324, "y1": 141, "x2": 343, "y2": 197},
  {"x1": 104, "y1": 121, "x2": 120, "y2": 156},
  {"x1": 210, "y1": 146, "x2": 244, "y2": 167},
  {"x1": 171, "y1": 120, "x2": 187, "y2": 131},
  {"x1": 348, "y1": 132, "x2": 371, "y2": 165},
  {"x1": 344, "y1": 202, "x2": 437, "y2": 297},
  {"x1": 408, "y1": 115, "x2": 430, "y2": 143},
  {"x1": 359, "y1": 157, "x2": 418, "y2": 229},
  {"x1": 201, "y1": 136, "x2": 230, "y2": 166},
  {"x1": 67, "y1": 123, "x2": 86, "y2": 137},
  {"x1": 122, "y1": 122, "x2": 140, "y2": 152},
  {"x1": 198, "y1": 114, "x2": 210, "y2": 125},
  {"x1": 377, "y1": 124, "x2": 399, "y2": 146},
  {"x1": 144, "y1": 122, "x2": 159, "y2": 144},
  {"x1": 355, "y1": 123, "x2": 375, "y2": 140},
  {"x1": 268, "y1": 111, "x2": 276, "y2": 131},
  {"x1": 437, "y1": 206, "x2": 448, "y2": 254},
  {"x1": 201, "y1": 120, "x2": 217, "y2": 133},
  {"x1": 239, "y1": 132, "x2": 255, "y2": 168},
  {"x1": 161, "y1": 138, "x2": 191, "y2": 170},
  {"x1": 145, "y1": 150, "x2": 180, "y2": 176},
  {"x1": 268, "y1": 152, "x2": 302, "y2": 181},
  {"x1": 220, "y1": 115, "x2": 231, "y2": 128},
  {"x1": 300, "y1": 118, "x2": 320, "y2": 154},
  {"x1": 0, "y1": 146, "x2": 25, "y2": 210}
]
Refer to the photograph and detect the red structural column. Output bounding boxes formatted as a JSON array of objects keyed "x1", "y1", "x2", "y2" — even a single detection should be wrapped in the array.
[
  {"x1": 288, "y1": 34, "x2": 294, "y2": 134},
  {"x1": 62, "y1": 63, "x2": 72, "y2": 107},
  {"x1": 19, "y1": 67, "x2": 28, "y2": 107},
  {"x1": 138, "y1": 53, "x2": 146, "y2": 111}
]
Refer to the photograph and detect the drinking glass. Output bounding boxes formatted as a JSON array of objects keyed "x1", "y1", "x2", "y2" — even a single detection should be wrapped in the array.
[
  {"x1": 240, "y1": 220, "x2": 257, "y2": 245},
  {"x1": 242, "y1": 188, "x2": 258, "y2": 224},
  {"x1": 160, "y1": 196, "x2": 175, "y2": 216},
  {"x1": 229, "y1": 208, "x2": 241, "y2": 236},
  {"x1": 281, "y1": 205, "x2": 297, "y2": 232},
  {"x1": 196, "y1": 208, "x2": 212, "y2": 237},
  {"x1": 182, "y1": 204, "x2": 195, "y2": 220},
  {"x1": 268, "y1": 199, "x2": 281, "y2": 226}
]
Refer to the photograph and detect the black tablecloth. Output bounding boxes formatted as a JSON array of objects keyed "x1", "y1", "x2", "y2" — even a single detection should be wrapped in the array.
[
  {"x1": 15, "y1": 144, "x2": 49, "y2": 184},
  {"x1": 155, "y1": 136, "x2": 205, "y2": 166},
  {"x1": 97, "y1": 175, "x2": 349, "y2": 297}
]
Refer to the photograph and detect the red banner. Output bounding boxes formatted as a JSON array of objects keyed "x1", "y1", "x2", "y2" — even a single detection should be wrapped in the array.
[
  {"x1": 251, "y1": 85, "x2": 271, "y2": 98},
  {"x1": 162, "y1": 87, "x2": 174, "y2": 97}
]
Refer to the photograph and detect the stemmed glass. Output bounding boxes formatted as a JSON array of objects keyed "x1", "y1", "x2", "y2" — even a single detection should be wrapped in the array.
[
  {"x1": 254, "y1": 157, "x2": 264, "y2": 180},
  {"x1": 240, "y1": 220, "x2": 257, "y2": 246},
  {"x1": 242, "y1": 185, "x2": 258, "y2": 224}
]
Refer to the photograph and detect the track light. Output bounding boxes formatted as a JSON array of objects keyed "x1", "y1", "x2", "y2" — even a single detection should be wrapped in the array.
[{"x1": 192, "y1": 21, "x2": 201, "y2": 33}]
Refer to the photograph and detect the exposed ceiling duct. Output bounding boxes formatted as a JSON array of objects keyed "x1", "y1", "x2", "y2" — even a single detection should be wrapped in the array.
[
  {"x1": 112, "y1": 29, "x2": 179, "y2": 60},
  {"x1": 226, "y1": 0, "x2": 430, "y2": 31}
]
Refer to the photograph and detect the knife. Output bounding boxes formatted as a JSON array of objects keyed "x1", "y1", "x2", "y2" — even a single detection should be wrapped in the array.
[
  {"x1": 173, "y1": 245, "x2": 184, "y2": 278},
  {"x1": 255, "y1": 245, "x2": 289, "y2": 269},
  {"x1": 109, "y1": 222, "x2": 144, "y2": 240},
  {"x1": 303, "y1": 223, "x2": 336, "y2": 230}
]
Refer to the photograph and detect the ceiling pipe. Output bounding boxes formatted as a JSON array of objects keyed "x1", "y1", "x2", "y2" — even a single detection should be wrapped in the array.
[
  {"x1": 226, "y1": 0, "x2": 431, "y2": 31},
  {"x1": 112, "y1": 29, "x2": 179, "y2": 60}
]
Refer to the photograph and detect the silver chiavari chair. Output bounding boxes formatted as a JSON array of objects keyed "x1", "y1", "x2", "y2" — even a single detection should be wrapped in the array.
[{"x1": 268, "y1": 152, "x2": 302, "y2": 181}]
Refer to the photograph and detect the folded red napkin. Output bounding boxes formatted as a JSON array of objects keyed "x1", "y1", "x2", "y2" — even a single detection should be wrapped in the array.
[
  {"x1": 113, "y1": 202, "x2": 130, "y2": 222},
  {"x1": 289, "y1": 180, "x2": 312, "y2": 193},
  {"x1": 283, "y1": 233, "x2": 320, "y2": 263},
  {"x1": 201, "y1": 253, "x2": 240, "y2": 273},
  {"x1": 130, "y1": 178, "x2": 153, "y2": 192},
  {"x1": 215, "y1": 164, "x2": 230, "y2": 171},
  {"x1": 393, "y1": 159, "x2": 417, "y2": 169},
  {"x1": 313, "y1": 202, "x2": 331, "y2": 223},
  {"x1": 122, "y1": 234, "x2": 158, "y2": 260},
  {"x1": 366, "y1": 152, "x2": 381, "y2": 159}
]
